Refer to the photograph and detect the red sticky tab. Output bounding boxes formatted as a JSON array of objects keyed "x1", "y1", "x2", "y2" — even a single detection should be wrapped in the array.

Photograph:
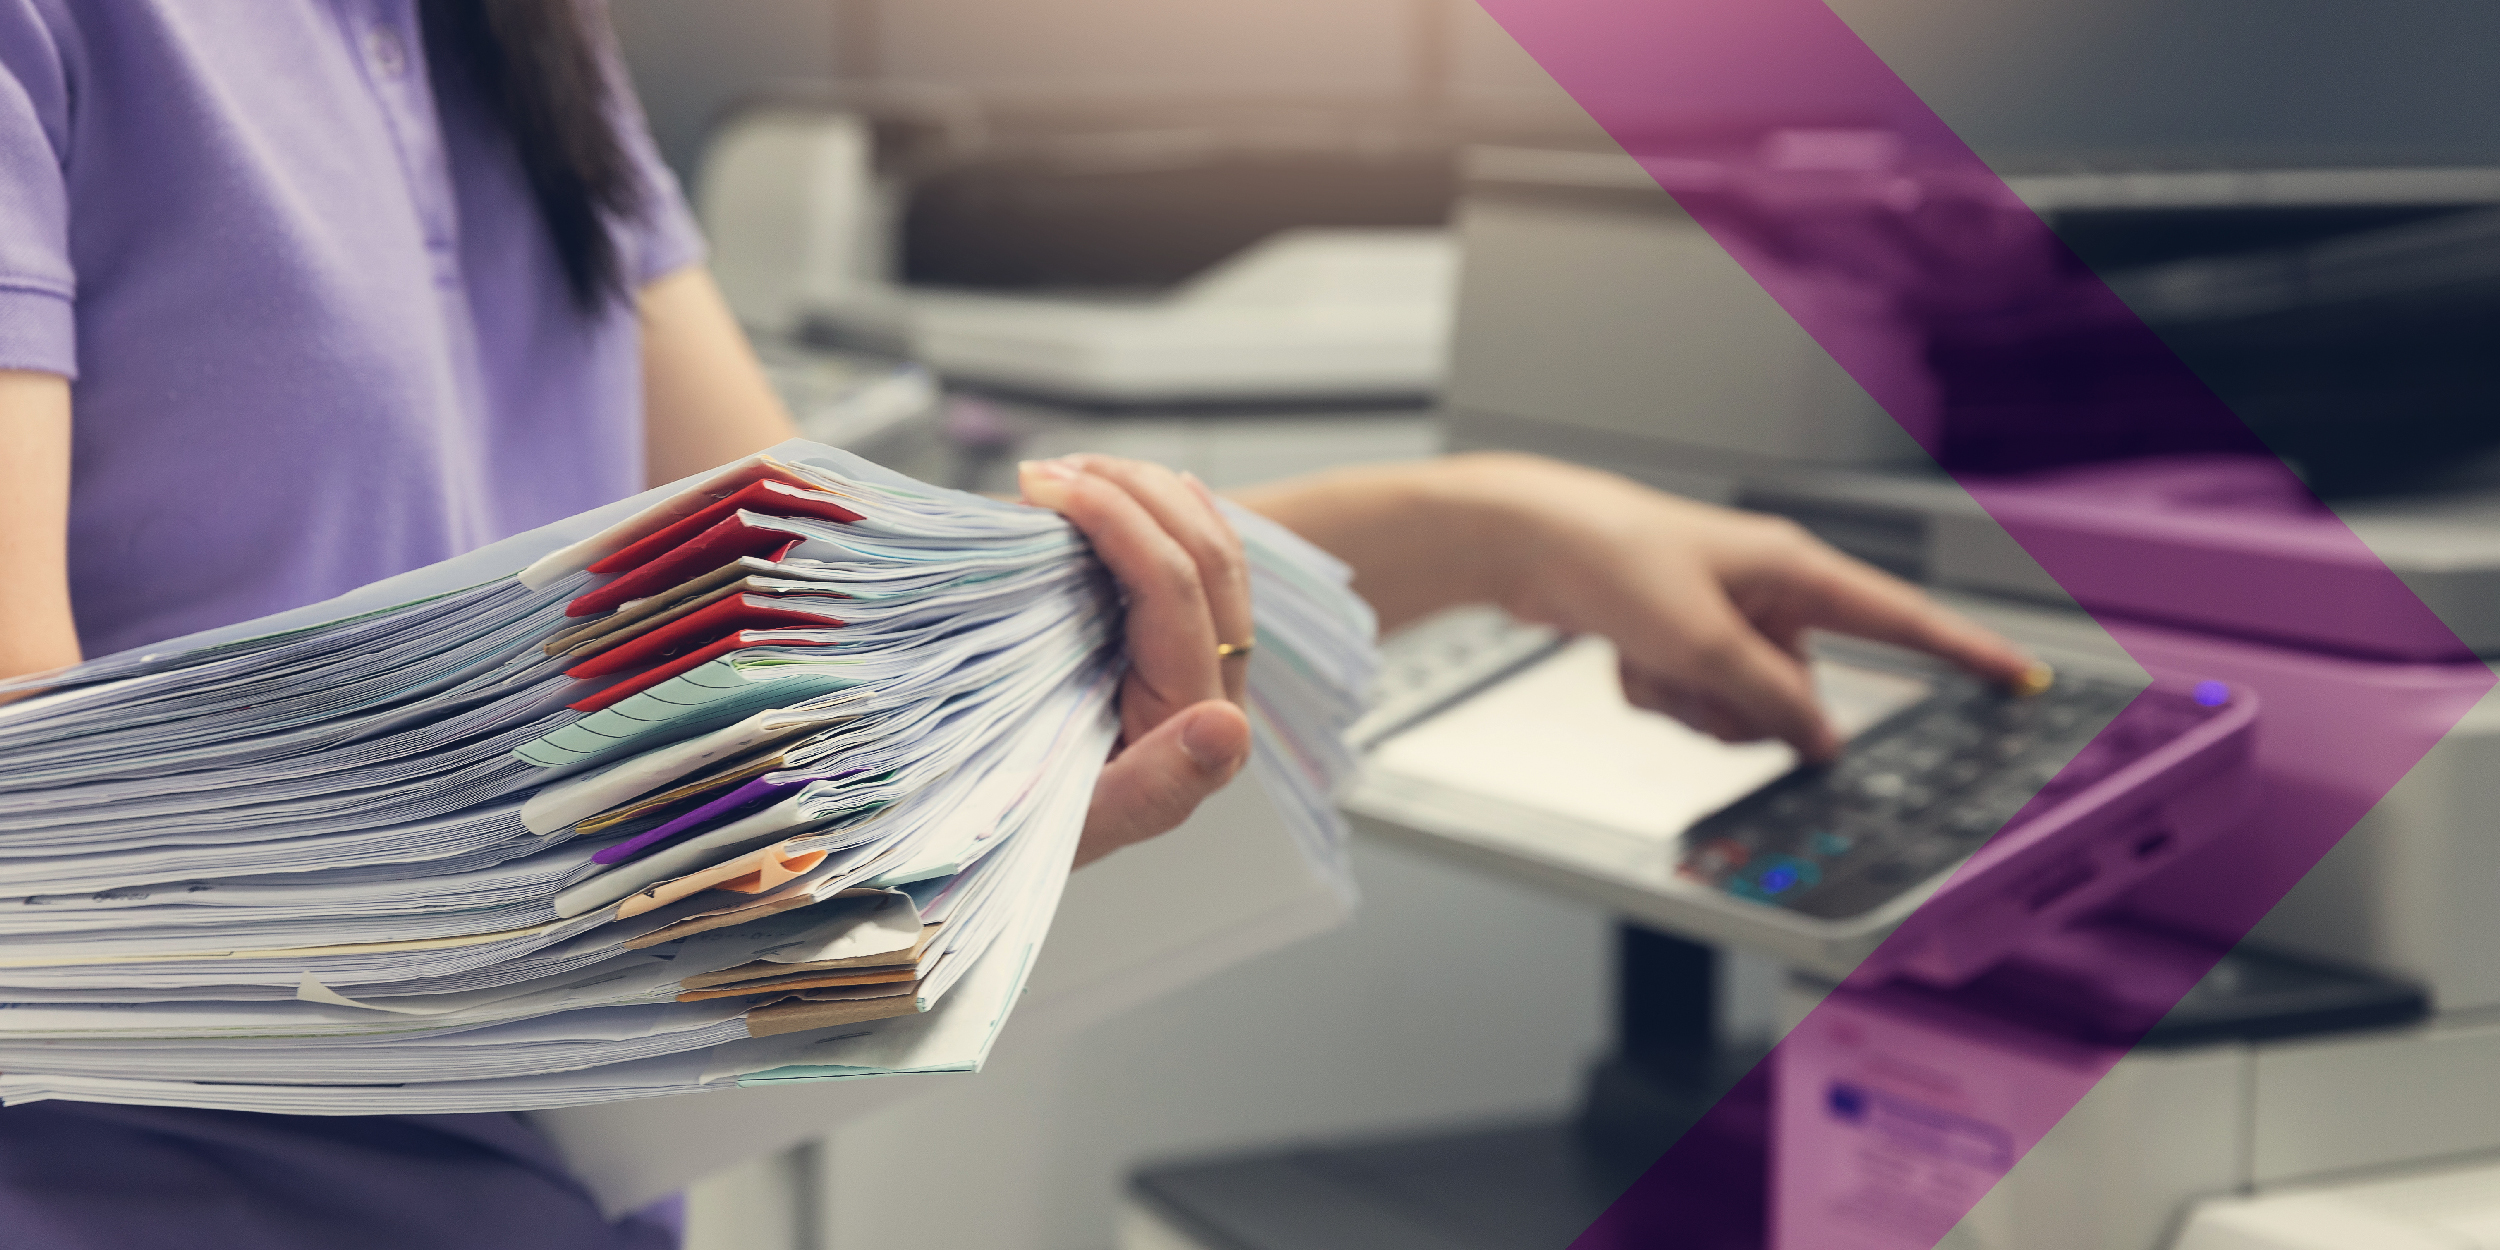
[
  {"x1": 591, "y1": 480, "x2": 865, "y2": 575},
  {"x1": 577, "y1": 461, "x2": 822, "y2": 570},
  {"x1": 565, "y1": 631, "x2": 840, "y2": 714},
  {"x1": 568, "y1": 513, "x2": 790, "y2": 618},
  {"x1": 566, "y1": 594, "x2": 847, "y2": 679}
]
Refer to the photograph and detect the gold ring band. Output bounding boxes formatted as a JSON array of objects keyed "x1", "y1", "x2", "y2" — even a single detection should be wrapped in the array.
[{"x1": 1216, "y1": 641, "x2": 1255, "y2": 659}]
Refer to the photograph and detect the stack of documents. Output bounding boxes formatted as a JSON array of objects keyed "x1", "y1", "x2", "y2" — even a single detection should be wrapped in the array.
[{"x1": 0, "y1": 442, "x2": 1372, "y2": 1114}]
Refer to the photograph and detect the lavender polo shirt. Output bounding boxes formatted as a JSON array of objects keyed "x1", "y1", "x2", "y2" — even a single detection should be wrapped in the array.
[
  {"x1": 0, "y1": 0, "x2": 704, "y2": 659},
  {"x1": 0, "y1": 4, "x2": 699, "y2": 1247}
]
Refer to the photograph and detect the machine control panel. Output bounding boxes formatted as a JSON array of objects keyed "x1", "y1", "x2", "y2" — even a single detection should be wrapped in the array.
[
  {"x1": 1679, "y1": 671, "x2": 2232, "y2": 921},
  {"x1": 1349, "y1": 608, "x2": 2259, "y2": 983}
]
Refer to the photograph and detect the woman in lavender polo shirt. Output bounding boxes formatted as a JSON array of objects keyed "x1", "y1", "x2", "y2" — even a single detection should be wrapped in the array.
[{"x1": 0, "y1": 2, "x2": 2032, "y2": 1246}]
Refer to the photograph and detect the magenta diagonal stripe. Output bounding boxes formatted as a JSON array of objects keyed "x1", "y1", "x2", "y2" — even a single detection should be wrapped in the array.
[{"x1": 1467, "y1": 1, "x2": 2499, "y2": 1247}]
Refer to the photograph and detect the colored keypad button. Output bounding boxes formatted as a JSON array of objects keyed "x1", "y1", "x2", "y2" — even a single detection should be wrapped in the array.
[{"x1": 1750, "y1": 855, "x2": 1822, "y2": 896}]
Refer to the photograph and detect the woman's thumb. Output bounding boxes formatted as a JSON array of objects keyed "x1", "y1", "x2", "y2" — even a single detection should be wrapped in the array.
[{"x1": 1074, "y1": 700, "x2": 1252, "y2": 867}]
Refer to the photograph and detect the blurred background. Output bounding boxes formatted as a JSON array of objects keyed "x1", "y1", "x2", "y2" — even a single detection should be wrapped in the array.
[
  {"x1": 601, "y1": 5, "x2": 2500, "y2": 1248},
  {"x1": 614, "y1": 0, "x2": 2500, "y2": 191},
  {"x1": 613, "y1": 0, "x2": 2500, "y2": 496}
]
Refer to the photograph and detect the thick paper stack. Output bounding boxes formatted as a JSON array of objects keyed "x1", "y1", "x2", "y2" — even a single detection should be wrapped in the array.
[{"x1": 0, "y1": 442, "x2": 1371, "y2": 1114}]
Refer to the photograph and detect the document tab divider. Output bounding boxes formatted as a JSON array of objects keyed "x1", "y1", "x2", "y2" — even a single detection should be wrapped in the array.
[
  {"x1": 591, "y1": 480, "x2": 865, "y2": 576},
  {"x1": 565, "y1": 634, "x2": 843, "y2": 714},
  {"x1": 524, "y1": 455, "x2": 824, "y2": 589},
  {"x1": 568, "y1": 514, "x2": 816, "y2": 618},
  {"x1": 563, "y1": 596, "x2": 848, "y2": 681}
]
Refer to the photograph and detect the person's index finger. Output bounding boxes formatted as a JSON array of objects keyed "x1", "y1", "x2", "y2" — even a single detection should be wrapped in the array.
[
  {"x1": 1796, "y1": 551, "x2": 2036, "y2": 686},
  {"x1": 1736, "y1": 650, "x2": 1842, "y2": 763},
  {"x1": 1688, "y1": 616, "x2": 1842, "y2": 764}
]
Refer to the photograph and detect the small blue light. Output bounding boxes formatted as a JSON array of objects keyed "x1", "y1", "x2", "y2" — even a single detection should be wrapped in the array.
[
  {"x1": 1827, "y1": 1083, "x2": 1869, "y2": 1122},
  {"x1": 1759, "y1": 866, "x2": 1799, "y2": 893},
  {"x1": 2193, "y1": 680, "x2": 2230, "y2": 708}
]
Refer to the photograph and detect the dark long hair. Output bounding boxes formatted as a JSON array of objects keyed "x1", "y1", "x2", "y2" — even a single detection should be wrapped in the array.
[{"x1": 421, "y1": 0, "x2": 643, "y2": 310}]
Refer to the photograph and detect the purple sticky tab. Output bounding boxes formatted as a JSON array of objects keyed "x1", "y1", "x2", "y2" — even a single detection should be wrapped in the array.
[{"x1": 587, "y1": 775, "x2": 804, "y2": 866}]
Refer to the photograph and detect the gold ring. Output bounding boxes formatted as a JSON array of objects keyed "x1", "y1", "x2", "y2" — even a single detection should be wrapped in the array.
[{"x1": 1216, "y1": 641, "x2": 1255, "y2": 659}]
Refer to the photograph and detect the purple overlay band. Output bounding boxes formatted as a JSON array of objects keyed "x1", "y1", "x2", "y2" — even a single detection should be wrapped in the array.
[{"x1": 1466, "y1": 1, "x2": 2497, "y2": 1246}]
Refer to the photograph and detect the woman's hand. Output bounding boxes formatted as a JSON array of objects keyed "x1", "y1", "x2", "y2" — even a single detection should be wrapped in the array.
[
  {"x1": 1479, "y1": 457, "x2": 2036, "y2": 762},
  {"x1": 1018, "y1": 455, "x2": 1255, "y2": 867},
  {"x1": 1235, "y1": 452, "x2": 2036, "y2": 765}
]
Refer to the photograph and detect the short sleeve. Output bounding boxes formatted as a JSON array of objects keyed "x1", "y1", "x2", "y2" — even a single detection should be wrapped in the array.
[
  {"x1": 0, "y1": 0, "x2": 73, "y2": 378},
  {"x1": 618, "y1": 121, "x2": 707, "y2": 288},
  {"x1": 593, "y1": 14, "x2": 705, "y2": 289}
]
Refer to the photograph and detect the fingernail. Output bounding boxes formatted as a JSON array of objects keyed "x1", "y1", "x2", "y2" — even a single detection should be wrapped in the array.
[
  {"x1": 1180, "y1": 471, "x2": 1218, "y2": 506},
  {"x1": 2014, "y1": 661, "x2": 2055, "y2": 697},
  {"x1": 1179, "y1": 707, "x2": 1240, "y2": 772},
  {"x1": 1018, "y1": 458, "x2": 1080, "y2": 510}
]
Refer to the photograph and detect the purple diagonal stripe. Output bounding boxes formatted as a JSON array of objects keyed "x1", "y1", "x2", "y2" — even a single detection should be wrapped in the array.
[{"x1": 1466, "y1": 2, "x2": 2497, "y2": 1247}]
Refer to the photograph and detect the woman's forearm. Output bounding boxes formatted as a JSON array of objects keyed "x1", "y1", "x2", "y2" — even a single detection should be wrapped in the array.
[
  {"x1": 1237, "y1": 450, "x2": 2033, "y2": 760},
  {"x1": 638, "y1": 266, "x2": 802, "y2": 487},
  {"x1": 0, "y1": 370, "x2": 82, "y2": 687},
  {"x1": 1225, "y1": 452, "x2": 1540, "y2": 630},
  {"x1": 1225, "y1": 452, "x2": 1640, "y2": 640}
]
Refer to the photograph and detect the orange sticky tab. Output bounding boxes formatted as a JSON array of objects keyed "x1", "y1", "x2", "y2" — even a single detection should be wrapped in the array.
[
  {"x1": 615, "y1": 842, "x2": 831, "y2": 920},
  {"x1": 713, "y1": 849, "x2": 831, "y2": 894}
]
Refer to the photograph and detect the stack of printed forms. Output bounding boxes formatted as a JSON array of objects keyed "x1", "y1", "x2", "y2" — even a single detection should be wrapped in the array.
[{"x1": 0, "y1": 442, "x2": 1372, "y2": 1114}]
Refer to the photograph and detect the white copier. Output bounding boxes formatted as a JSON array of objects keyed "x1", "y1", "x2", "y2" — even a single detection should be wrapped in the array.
[{"x1": 1127, "y1": 143, "x2": 2500, "y2": 1250}]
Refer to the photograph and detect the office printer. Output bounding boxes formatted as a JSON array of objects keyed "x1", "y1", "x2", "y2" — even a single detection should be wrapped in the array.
[
  {"x1": 1440, "y1": 143, "x2": 2500, "y2": 1250},
  {"x1": 1125, "y1": 141, "x2": 2500, "y2": 1250},
  {"x1": 697, "y1": 106, "x2": 1462, "y2": 407}
]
